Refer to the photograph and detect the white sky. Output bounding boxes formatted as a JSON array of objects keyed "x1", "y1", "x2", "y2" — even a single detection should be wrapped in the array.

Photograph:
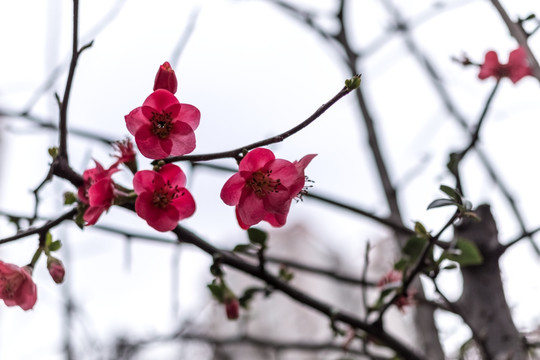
[{"x1": 1, "y1": 0, "x2": 540, "y2": 358}]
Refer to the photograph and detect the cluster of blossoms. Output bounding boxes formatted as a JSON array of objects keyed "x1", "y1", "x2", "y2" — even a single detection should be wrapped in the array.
[{"x1": 76, "y1": 62, "x2": 316, "y2": 233}]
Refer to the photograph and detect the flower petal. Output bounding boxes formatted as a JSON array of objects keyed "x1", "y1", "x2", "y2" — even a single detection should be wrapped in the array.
[
  {"x1": 133, "y1": 170, "x2": 162, "y2": 194},
  {"x1": 159, "y1": 163, "x2": 187, "y2": 188},
  {"x1": 221, "y1": 173, "x2": 246, "y2": 206},
  {"x1": 239, "y1": 148, "x2": 274, "y2": 172},
  {"x1": 125, "y1": 107, "x2": 148, "y2": 135},
  {"x1": 236, "y1": 191, "x2": 267, "y2": 227},
  {"x1": 168, "y1": 121, "x2": 196, "y2": 156},
  {"x1": 177, "y1": 103, "x2": 201, "y2": 130},
  {"x1": 172, "y1": 189, "x2": 196, "y2": 220},
  {"x1": 143, "y1": 89, "x2": 180, "y2": 111}
]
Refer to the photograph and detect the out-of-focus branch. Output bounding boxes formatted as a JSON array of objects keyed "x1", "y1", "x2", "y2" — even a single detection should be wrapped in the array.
[{"x1": 173, "y1": 225, "x2": 424, "y2": 360}]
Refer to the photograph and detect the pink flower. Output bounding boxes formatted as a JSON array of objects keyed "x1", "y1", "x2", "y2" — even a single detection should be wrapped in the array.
[
  {"x1": 125, "y1": 89, "x2": 200, "y2": 160},
  {"x1": 377, "y1": 269, "x2": 402, "y2": 289},
  {"x1": 78, "y1": 161, "x2": 118, "y2": 225},
  {"x1": 0, "y1": 262, "x2": 37, "y2": 310},
  {"x1": 47, "y1": 257, "x2": 65, "y2": 284},
  {"x1": 220, "y1": 148, "x2": 316, "y2": 229},
  {"x1": 153, "y1": 61, "x2": 178, "y2": 94},
  {"x1": 112, "y1": 138, "x2": 137, "y2": 173},
  {"x1": 378, "y1": 270, "x2": 414, "y2": 312},
  {"x1": 133, "y1": 163, "x2": 196, "y2": 232},
  {"x1": 478, "y1": 47, "x2": 532, "y2": 83}
]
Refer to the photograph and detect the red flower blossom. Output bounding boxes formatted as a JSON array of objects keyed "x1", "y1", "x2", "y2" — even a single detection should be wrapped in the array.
[
  {"x1": 220, "y1": 148, "x2": 316, "y2": 229},
  {"x1": 478, "y1": 47, "x2": 532, "y2": 83},
  {"x1": 78, "y1": 161, "x2": 118, "y2": 225},
  {"x1": 47, "y1": 257, "x2": 65, "y2": 284},
  {"x1": 112, "y1": 138, "x2": 137, "y2": 173},
  {"x1": 0, "y1": 262, "x2": 37, "y2": 310},
  {"x1": 133, "y1": 163, "x2": 196, "y2": 232},
  {"x1": 153, "y1": 61, "x2": 178, "y2": 94},
  {"x1": 125, "y1": 89, "x2": 200, "y2": 159}
]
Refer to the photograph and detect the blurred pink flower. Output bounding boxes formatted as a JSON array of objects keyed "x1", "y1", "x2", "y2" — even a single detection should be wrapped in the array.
[
  {"x1": 125, "y1": 89, "x2": 200, "y2": 159},
  {"x1": 478, "y1": 47, "x2": 532, "y2": 83},
  {"x1": 0, "y1": 262, "x2": 37, "y2": 310},
  {"x1": 133, "y1": 163, "x2": 196, "y2": 232},
  {"x1": 153, "y1": 61, "x2": 178, "y2": 94},
  {"x1": 221, "y1": 148, "x2": 316, "y2": 229}
]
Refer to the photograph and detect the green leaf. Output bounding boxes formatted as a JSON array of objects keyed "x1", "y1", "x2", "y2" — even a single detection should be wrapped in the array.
[
  {"x1": 238, "y1": 287, "x2": 263, "y2": 309},
  {"x1": 64, "y1": 192, "x2": 78, "y2": 205},
  {"x1": 278, "y1": 266, "x2": 294, "y2": 282},
  {"x1": 445, "y1": 238, "x2": 483, "y2": 266},
  {"x1": 414, "y1": 221, "x2": 429, "y2": 237},
  {"x1": 207, "y1": 283, "x2": 225, "y2": 302},
  {"x1": 439, "y1": 185, "x2": 462, "y2": 203},
  {"x1": 48, "y1": 147, "x2": 59, "y2": 159},
  {"x1": 393, "y1": 258, "x2": 408, "y2": 271},
  {"x1": 247, "y1": 227, "x2": 267, "y2": 247},
  {"x1": 427, "y1": 198, "x2": 458, "y2": 210},
  {"x1": 48, "y1": 240, "x2": 62, "y2": 252},
  {"x1": 403, "y1": 236, "x2": 428, "y2": 262},
  {"x1": 233, "y1": 244, "x2": 252, "y2": 253}
]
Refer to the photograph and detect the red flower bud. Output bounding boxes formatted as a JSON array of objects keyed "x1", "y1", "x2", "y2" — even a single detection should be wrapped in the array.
[
  {"x1": 153, "y1": 61, "x2": 178, "y2": 94},
  {"x1": 47, "y1": 257, "x2": 65, "y2": 284},
  {"x1": 225, "y1": 297, "x2": 240, "y2": 320}
]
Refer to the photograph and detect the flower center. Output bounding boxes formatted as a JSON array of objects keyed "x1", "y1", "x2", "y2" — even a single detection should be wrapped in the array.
[
  {"x1": 247, "y1": 170, "x2": 281, "y2": 198},
  {"x1": 150, "y1": 111, "x2": 173, "y2": 139},
  {"x1": 152, "y1": 180, "x2": 183, "y2": 208}
]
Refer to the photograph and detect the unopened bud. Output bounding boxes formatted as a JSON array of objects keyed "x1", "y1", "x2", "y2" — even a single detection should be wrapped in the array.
[
  {"x1": 47, "y1": 257, "x2": 65, "y2": 284},
  {"x1": 225, "y1": 297, "x2": 240, "y2": 320},
  {"x1": 153, "y1": 61, "x2": 178, "y2": 94}
]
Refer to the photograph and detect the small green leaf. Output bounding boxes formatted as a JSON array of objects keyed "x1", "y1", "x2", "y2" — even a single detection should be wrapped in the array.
[
  {"x1": 48, "y1": 240, "x2": 62, "y2": 252},
  {"x1": 233, "y1": 244, "x2": 252, "y2": 253},
  {"x1": 393, "y1": 258, "x2": 408, "y2": 271},
  {"x1": 207, "y1": 283, "x2": 225, "y2": 302},
  {"x1": 445, "y1": 238, "x2": 483, "y2": 266},
  {"x1": 403, "y1": 236, "x2": 428, "y2": 262},
  {"x1": 64, "y1": 192, "x2": 78, "y2": 205},
  {"x1": 414, "y1": 221, "x2": 429, "y2": 237},
  {"x1": 345, "y1": 74, "x2": 362, "y2": 90},
  {"x1": 48, "y1": 147, "x2": 59, "y2": 159},
  {"x1": 439, "y1": 185, "x2": 462, "y2": 203},
  {"x1": 247, "y1": 227, "x2": 267, "y2": 247},
  {"x1": 278, "y1": 266, "x2": 294, "y2": 282},
  {"x1": 427, "y1": 198, "x2": 458, "y2": 210},
  {"x1": 238, "y1": 287, "x2": 263, "y2": 309}
]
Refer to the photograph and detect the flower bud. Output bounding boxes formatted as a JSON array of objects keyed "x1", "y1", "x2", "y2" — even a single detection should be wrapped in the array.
[
  {"x1": 153, "y1": 61, "x2": 178, "y2": 94},
  {"x1": 225, "y1": 297, "x2": 240, "y2": 320},
  {"x1": 47, "y1": 257, "x2": 65, "y2": 284}
]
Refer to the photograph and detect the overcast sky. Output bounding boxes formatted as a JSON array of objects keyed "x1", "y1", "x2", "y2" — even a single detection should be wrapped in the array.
[{"x1": 1, "y1": 0, "x2": 540, "y2": 358}]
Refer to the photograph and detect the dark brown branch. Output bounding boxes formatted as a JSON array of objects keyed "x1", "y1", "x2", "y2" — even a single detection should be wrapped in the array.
[
  {"x1": 0, "y1": 208, "x2": 78, "y2": 245},
  {"x1": 173, "y1": 225, "x2": 424, "y2": 360},
  {"x1": 159, "y1": 78, "x2": 359, "y2": 164}
]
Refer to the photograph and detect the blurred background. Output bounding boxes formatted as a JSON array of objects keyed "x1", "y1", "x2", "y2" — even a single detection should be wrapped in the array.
[{"x1": 1, "y1": 0, "x2": 540, "y2": 359}]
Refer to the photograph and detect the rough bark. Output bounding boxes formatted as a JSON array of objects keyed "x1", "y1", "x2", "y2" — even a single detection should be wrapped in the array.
[{"x1": 455, "y1": 204, "x2": 528, "y2": 360}]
